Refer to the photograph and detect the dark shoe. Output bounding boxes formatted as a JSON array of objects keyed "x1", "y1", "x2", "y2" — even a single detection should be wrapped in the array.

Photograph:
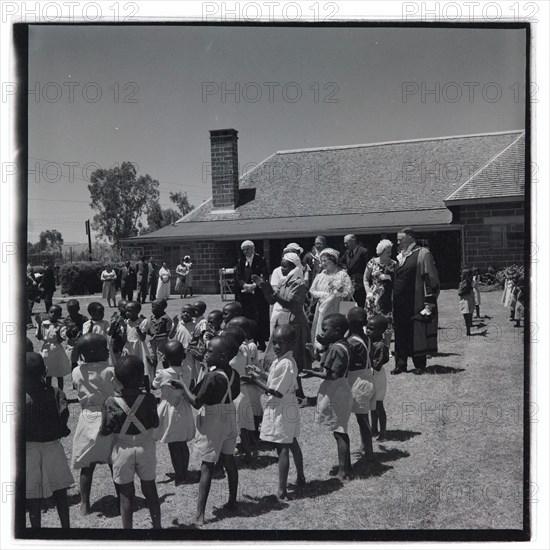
[
  {"x1": 411, "y1": 368, "x2": 426, "y2": 375},
  {"x1": 391, "y1": 367, "x2": 406, "y2": 375}
]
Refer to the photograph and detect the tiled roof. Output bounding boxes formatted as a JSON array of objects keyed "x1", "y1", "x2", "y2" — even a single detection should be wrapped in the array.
[
  {"x1": 444, "y1": 132, "x2": 525, "y2": 203},
  {"x1": 126, "y1": 130, "x2": 524, "y2": 242}
]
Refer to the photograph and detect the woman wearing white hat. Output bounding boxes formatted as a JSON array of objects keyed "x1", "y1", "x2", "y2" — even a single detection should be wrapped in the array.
[{"x1": 309, "y1": 248, "x2": 353, "y2": 347}]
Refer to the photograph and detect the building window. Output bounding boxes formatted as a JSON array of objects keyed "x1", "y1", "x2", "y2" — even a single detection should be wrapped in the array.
[{"x1": 489, "y1": 224, "x2": 524, "y2": 250}]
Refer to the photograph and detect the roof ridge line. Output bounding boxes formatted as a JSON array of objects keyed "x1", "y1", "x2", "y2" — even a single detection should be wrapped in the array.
[
  {"x1": 275, "y1": 129, "x2": 525, "y2": 155},
  {"x1": 175, "y1": 197, "x2": 212, "y2": 223},
  {"x1": 444, "y1": 132, "x2": 525, "y2": 202}
]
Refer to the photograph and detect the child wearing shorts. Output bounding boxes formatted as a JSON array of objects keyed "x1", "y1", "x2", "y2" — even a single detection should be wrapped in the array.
[{"x1": 101, "y1": 355, "x2": 161, "y2": 529}]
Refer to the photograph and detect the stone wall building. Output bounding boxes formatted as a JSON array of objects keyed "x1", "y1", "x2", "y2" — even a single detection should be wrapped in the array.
[{"x1": 123, "y1": 129, "x2": 526, "y2": 294}]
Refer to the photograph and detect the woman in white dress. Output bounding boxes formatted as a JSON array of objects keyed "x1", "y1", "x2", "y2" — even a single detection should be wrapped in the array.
[
  {"x1": 175, "y1": 258, "x2": 188, "y2": 299},
  {"x1": 100, "y1": 264, "x2": 117, "y2": 308},
  {"x1": 309, "y1": 248, "x2": 353, "y2": 348},
  {"x1": 157, "y1": 262, "x2": 171, "y2": 300}
]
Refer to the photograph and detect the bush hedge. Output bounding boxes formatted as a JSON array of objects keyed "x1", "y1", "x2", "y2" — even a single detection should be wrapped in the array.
[{"x1": 59, "y1": 261, "x2": 124, "y2": 296}]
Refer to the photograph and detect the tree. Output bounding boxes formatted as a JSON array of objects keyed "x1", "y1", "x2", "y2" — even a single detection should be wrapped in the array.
[
  {"x1": 88, "y1": 162, "x2": 159, "y2": 250},
  {"x1": 139, "y1": 203, "x2": 181, "y2": 235},
  {"x1": 169, "y1": 191, "x2": 194, "y2": 217},
  {"x1": 38, "y1": 229, "x2": 64, "y2": 254}
]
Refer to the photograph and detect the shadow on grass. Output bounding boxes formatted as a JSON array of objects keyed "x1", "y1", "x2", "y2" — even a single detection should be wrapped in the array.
[
  {"x1": 91, "y1": 495, "x2": 120, "y2": 518},
  {"x1": 425, "y1": 364, "x2": 466, "y2": 375},
  {"x1": 429, "y1": 352, "x2": 461, "y2": 358},
  {"x1": 158, "y1": 470, "x2": 201, "y2": 485},
  {"x1": 375, "y1": 446, "x2": 410, "y2": 463},
  {"x1": 208, "y1": 494, "x2": 290, "y2": 523},
  {"x1": 235, "y1": 454, "x2": 278, "y2": 471},
  {"x1": 352, "y1": 456, "x2": 393, "y2": 479},
  {"x1": 286, "y1": 477, "x2": 344, "y2": 501},
  {"x1": 380, "y1": 429, "x2": 422, "y2": 442}
]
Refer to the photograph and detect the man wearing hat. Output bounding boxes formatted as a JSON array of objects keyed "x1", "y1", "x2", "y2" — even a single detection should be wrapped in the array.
[
  {"x1": 235, "y1": 240, "x2": 270, "y2": 350},
  {"x1": 341, "y1": 234, "x2": 370, "y2": 308}
]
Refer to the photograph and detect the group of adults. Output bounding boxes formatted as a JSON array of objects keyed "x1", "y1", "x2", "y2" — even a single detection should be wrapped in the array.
[
  {"x1": 234, "y1": 228, "x2": 440, "y2": 375},
  {"x1": 99, "y1": 257, "x2": 178, "y2": 308}
]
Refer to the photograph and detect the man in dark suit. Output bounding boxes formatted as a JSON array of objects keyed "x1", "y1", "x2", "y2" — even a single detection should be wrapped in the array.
[
  {"x1": 235, "y1": 240, "x2": 270, "y2": 350},
  {"x1": 120, "y1": 261, "x2": 136, "y2": 301},
  {"x1": 147, "y1": 257, "x2": 158, "y2": 301},
  {"x1": 341, "y1": 234, "x2": 370, "y2": 308},
  {"x1": 40, "y1": 259, "x2": 56, "y2": 312},
  {"x1": 135, "y1": 256, "x2": 149, "y2": 304}
]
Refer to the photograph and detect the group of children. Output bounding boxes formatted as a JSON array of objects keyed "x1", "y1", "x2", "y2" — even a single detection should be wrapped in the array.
[
  {"x1": 501, "y1": 265, "x2": 525, "y2": 328},
  {"x1": 26, "y1": 296, "x2": 390, "y2": 529}
]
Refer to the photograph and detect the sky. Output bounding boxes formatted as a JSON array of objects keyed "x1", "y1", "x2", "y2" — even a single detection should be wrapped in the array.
[{"x1": 27, "y1": 25, "x2": 527, "y2": 243}]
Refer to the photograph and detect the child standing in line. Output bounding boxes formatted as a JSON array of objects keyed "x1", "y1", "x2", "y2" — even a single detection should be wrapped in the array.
[
  {"x1": 25, "y1": 352, "x2": 73, "y2": 528},
  {"x1": 71, "y1": 334, "x2": 117, "y2": 515},
  {"x1": 367, "y1": 315, "x2": 390, "y2": 441},
  {"x1": 191, "y1": 310, "x2": 224, "y2": 384},
  {"x1": 36, "y1": 305, "x2": 71, "y2": 391},
  {"x1": 472, "y1": 267, "x2": 482, "y2": 318},
  {"x1": 346, "y1": 308, "x2": 375, "y2": 459},
  {"x1": 221, "y1": 301, "x2": 244, "y2": 327},
  {"x1": 64, "y1": 299, "x2": 88, "y2": 369},
  {"x1": 100, "y1": 355, "x2": 161, "y2": 529},
  {"x1": 227, "y1": 317, "x2": 263, "y2": 439},
  {"x1": 223, "y1": 324, "x2": 257, "y2": 459},
  {"x1": 152, "y1": 341, "x2": 196, "y2": 486},
  {"x1": 170, "y1": 304, "x2": 196, "y2": 350},
  {"x1": 122, "y1": 301, "x2": 154, "y2": 389},
  {"x1": 145, "y1": 299, "x2": 173, "y2": 370},
  {"x1": 83, "y1": 302, "x2": 110, "y2": 337},
  {"x1": 458, "y1": 268, "x2": 476, "y2": 336},
  {"x1": 108, "y1": 299, "x2": 128, "y2": 361},
  {"x1": 193, "y1": 301, "x2": 208, "y2": 331},
  {"x1": 302, "y1": 314, "x2": 353, "y2": 481},
  {"x1": 171, "y1": 335, "x2": 240, "y2": 525},
  {"x1": 247, "y1": 325, "x2": 305, "y2": 499}
]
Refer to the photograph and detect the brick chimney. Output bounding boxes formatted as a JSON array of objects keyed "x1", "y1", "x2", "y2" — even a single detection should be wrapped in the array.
[{"x1": 210, "y1": 129, "x2": 239, "y2": 210}]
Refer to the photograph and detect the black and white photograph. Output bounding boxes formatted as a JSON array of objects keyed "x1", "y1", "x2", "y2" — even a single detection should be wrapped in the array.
[{"x1": 3, "y1": 2, "x2": 546, "y2": 544}]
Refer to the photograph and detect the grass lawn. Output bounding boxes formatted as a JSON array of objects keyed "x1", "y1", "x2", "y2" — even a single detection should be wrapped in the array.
[{"x1": 27, "y1": 288, "x2": 524, "y2": 532}]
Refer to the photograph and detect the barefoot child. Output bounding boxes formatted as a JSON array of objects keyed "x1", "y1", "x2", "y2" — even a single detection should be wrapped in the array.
[
  {"x1": 63, "y1": 299, "x2": 88, "y2": 369},
  {"x1": 25, "y1": 352, "x2": 73, "y2": 528},
  {"x1": 346, "y1": 308, "x2": 375, "y2": 459},
  {"x1": 458, "y1": 268, "x2": 476, "y2": 336},
  {"x1": 36, "y1": 305, "x2": 71, "y2": 391},
  {"x1": 145, "y1": 299, "x2": 173, "y2": 369},
  {"x1": 222, "y1": 301, "x2": 244, "y2": 327},
  {"x1": 367, "y1": 315, "x2": 390, "y2": 441},
  {"x1": 172, "y1": 335, "x2": 240, "y2": 525},
  {"x1": 123, "y1": 301, "x2": 154, "y2": 390},
  {"x1": 71, "y1": 334, "x2": 117, "y2": 515},
  {"x1": 247, "y1": 325, "x2": 305, "y2": 499},
  {"x1": 223, "y1": 324, "x2": 257, "y2": 458},
  {"x1": 83, "y1": 302, "x2": 110, "y2": 336},
  {"x1": 152, "y1": 341, "x2": 196, "y2": 485},
  {"x1": 302, "y1": 314, "x2": 353, "y2": 480},
  {"x1": 101, "y1": 355, "x2": 161, "y2": 529},
  {"x1": 170, "y1": 304, "x2": 196, "y2": 352},
  {"x1": 108, "y1": 299, "x2": 127, "y2": 361}
]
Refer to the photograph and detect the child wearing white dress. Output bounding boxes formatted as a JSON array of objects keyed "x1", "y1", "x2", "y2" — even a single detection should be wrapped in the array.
[
  {"x1": 247, "y1": 325, "x2": 305, "y2": 499},
  {"x1": 303, "y1": 313, "x2": 353, "y2": 481},
  {"x1": 122, "y1": 301, "x2": 154, "y2": 389},
  {"x1": 223, "y1": 324, "x2": 256, "y2": 458},
  {"x1": 36, "y1": 305, "x2": 71, "y2": 391},
  {"x1": 170, "y1": 305, "x2": 196, "y2": 359},
  {"x1": 346, "y1": 308, "x2": 375, "y2": 459},
  {"x1": 71, "y1": 334, "x2": 117, "y2": 515},
  {"x1": 152, "y1": 341, "x2": 196, "y2": 485}
]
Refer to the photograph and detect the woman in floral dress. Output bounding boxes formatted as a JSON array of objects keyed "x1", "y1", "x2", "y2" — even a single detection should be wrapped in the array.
[
  {"x1": 309, "y1": 248, "x2": 353, "y2": 349},
  {"x1": 363, "y1": 239, "x2": 397, "y2": 346}
]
